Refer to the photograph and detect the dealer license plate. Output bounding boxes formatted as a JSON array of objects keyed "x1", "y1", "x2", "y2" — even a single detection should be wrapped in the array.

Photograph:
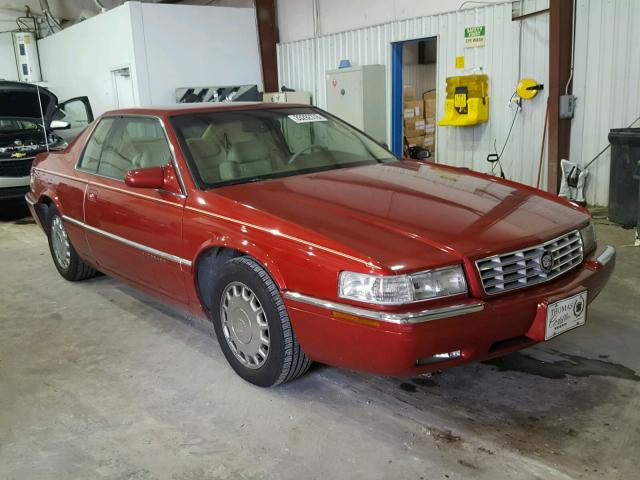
[{"x1": 545, "y1": 291, "x2": 588, "y2": 340}]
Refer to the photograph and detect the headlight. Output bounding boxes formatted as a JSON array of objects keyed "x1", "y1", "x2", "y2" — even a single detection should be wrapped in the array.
[
  {"x1": 579, "y1": 222, "x2": 596, "y2": 253},
  {"x1": 338, "y1": 266, "x2": 468, "y2": 305}
]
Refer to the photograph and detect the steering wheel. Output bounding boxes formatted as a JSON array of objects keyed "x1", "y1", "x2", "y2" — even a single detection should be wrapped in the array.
[{"x1": 288, "y1": 144, "x2": 328, "y2": 164}]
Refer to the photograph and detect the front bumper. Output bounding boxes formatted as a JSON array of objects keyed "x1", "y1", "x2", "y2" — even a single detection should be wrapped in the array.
[
  {"x1": 0, "y1": 175, "x2": 30, "y2": 200},
  {"x1": 284, "y1": 245, "x2": 616, "y2": 376}
]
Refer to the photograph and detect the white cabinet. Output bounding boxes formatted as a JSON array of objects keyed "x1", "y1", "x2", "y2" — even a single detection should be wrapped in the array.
[
  {"x1": 326, "y1": 65, "x2": 386, "y2": 142},
  {"x1": 263, "y1": 91, "x2": 312, "y2": 104}
]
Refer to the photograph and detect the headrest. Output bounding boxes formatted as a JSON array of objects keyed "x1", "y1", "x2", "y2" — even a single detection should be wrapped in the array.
[
  {"x1": 227, "y1": 140, "x2": 269, "y2": 163},
  {"x1": 201, "y1": 124, "x2": 219, "y2": 142},
  {"x1": 187, "y1": 137, "x2": 222, "y2": 160}
]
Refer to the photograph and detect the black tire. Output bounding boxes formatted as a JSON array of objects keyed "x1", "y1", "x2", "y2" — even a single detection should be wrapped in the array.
[
  {"x1": 46, "y1": 208, "x2": 97, "y2": 282},
  {"x1": 211, "y1": 256, "x2": 311, "y2": 387}
]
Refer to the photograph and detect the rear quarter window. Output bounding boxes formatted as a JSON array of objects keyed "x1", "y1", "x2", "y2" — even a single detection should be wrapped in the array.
[{"x1": 78, "y1": 118, "x2": 116, "y2": 172}]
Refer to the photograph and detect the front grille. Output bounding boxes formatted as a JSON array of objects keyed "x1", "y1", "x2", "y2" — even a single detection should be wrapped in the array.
[
  {"x1": 476, "y1": 230, "x2": 583, "y2": 295},
  {"x1": 0, "y1": 158, "x2": 34, "y2": 177}
]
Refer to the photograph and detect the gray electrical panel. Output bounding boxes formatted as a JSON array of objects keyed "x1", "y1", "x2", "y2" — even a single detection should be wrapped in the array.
[
  {"x1": 326, "y1": 65, "x2": 386, "y2": 142},
  {"x1": 559, "y1": 94, "x2": 576, "y2": 119}
]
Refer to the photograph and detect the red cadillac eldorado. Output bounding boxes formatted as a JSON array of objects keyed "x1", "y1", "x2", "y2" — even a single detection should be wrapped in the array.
[{"x1": 26, "y1": 103, "x2": 616, "y2": 387}]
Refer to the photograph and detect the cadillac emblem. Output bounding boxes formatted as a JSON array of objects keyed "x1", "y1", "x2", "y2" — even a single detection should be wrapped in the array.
[
  {"x1": 11, "y1": 152, "x2": 27, "y2": 159},
  {"x1": 540, "y1": 251, "x2": 554, "y2": 273}
]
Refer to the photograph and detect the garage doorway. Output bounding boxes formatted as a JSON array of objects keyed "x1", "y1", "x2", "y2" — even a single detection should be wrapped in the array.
[
  {"x1": 391, "y1": 37, "x2": 438, "y2": 158},
  {"x1": 111, "y1": 66, "x2": 135, "y2": 108}
]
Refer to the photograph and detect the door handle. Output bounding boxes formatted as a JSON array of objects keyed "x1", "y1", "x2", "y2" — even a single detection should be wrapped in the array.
[{"x1": 87, "y1": 190, "x2": 98, "y2": 202}]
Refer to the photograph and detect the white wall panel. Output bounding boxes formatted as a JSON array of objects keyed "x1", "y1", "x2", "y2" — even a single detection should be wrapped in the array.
[
  {"x1": 38, "y1": 4, "x2": 138, "y2": 117},
  {"x1": 139, "y1": 3, "x2": 263, "y2": 105},
  {"x1": 278, "y1": 2, "x2": 550, "y2": 190},
  {"x1": 570, "y1": 0, "x2": 640, "y2": 206},
  {"x1": 276, "y1": 0, "x2": 504, "y2": 43}
]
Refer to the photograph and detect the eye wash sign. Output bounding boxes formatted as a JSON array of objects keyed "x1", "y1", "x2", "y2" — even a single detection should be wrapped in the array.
[{"x1": 464, "y1": 26, "x2": 486, "y2": 48}]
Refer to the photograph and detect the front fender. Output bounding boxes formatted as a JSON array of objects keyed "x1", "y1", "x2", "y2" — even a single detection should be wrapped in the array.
[{"x1": 193, "y1": 235, "x2": 287, "y2": 291}]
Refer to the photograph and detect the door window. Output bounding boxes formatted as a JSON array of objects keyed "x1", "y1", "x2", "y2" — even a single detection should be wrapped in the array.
[
  {"x1": 53, "y1": 97, "x2": 93, "y2": 128},
  {"x1": 97, "y1": 117, "x2": 173, "y2": 180},
  {"x1": 78, "y1": 117, "x2": 116, "y2": 172}
]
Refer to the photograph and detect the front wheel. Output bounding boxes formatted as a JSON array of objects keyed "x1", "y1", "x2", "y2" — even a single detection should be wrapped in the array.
[
  {"x1": 211, "y1": 256, "x2": 311, "y2": 387},
  {"x1": 47, "y1": 209, "x2": 97, "y2": 281}
]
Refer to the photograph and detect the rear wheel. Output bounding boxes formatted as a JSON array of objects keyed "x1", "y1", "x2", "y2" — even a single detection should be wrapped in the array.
[
  {"x1": 47, "y1": 209, "x2": 97, "y2": 281},
  {"x1": 212, "y1": 256, "x2": 311, "y2": 387}
]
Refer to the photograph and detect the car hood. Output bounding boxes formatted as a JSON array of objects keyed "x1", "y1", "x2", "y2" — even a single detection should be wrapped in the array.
[
  {"x1": 212, "y1": 161, "x2": 589, "y2": 272},
  {"x1": 0, "y1": 81, "x2": 58, "y2": 123}
]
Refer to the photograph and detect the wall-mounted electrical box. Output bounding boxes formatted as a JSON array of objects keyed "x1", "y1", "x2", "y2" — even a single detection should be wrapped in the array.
[
  {"x1": 326, "y1": 65, "x2": 386, "y2": 142},
  {"x1": 559, "y1": 94, "x2": 576, "y2": 119},
  {"x1": 438, "y1": 74, "x2": 489, "y2": 126},
  {"x1": 13, "y1": 32, "x2": 41, "y2": 83}
]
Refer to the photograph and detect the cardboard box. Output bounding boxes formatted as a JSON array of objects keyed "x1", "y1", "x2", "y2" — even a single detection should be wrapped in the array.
[
  {"x1": 405, "y1": 129, "x2": 424, "y2": 138},
  {"x1": 424, "y1": 123, "x2": 436, "y2": 134},
  {"x1": 423, "y1": 90, "x2": 437, "y2": 119},
  {"x1": 406, "y1": 135, "x2": 425, "y2": 147},
  {"x1": 423, "y1": 90, "x2": 436, "y2": 102},
  {"x1": 403, "y1": 85, "x2": 415, "y2": 100},
  {"x1": 403, "y1": 100, "x2": 423, "y2": 119},
  {"x1": 404, "y1": 117, "x2": 426, "y2": 134},
  {"x1": 424, "y1": 134, "x2": 435, "y2": 150}
]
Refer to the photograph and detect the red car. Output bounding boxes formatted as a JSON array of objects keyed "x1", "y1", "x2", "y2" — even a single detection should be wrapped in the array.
[{"x1": 26, "y1": 103, "x2": 616, "y2": 387}]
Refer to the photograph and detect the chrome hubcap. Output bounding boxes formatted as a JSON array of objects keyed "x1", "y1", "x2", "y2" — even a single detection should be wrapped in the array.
[
  {"x1": 51, "y1": 215, "x2": 71, "y2": 269},
  {"x1": 220, "y1": 282, "x2": 270, "y2": 369}
]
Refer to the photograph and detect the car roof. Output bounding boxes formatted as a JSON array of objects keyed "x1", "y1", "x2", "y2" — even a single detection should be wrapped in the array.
[{"x1": 103, "y1": 102, "x2": 312, "y2": 117}]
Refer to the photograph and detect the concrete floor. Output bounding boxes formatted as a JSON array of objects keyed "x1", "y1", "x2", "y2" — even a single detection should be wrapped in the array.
[{"x1": 1, "y1": 203, "x2": 639, "y2": 480}]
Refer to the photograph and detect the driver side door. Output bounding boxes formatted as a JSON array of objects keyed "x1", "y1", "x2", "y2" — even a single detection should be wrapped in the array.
[
  {"x1": 53, "y1": 96, "x2": 94, "y2": 142},
  {"x1": 80, "y1": 115, "x2": 188, "y2": 301}
]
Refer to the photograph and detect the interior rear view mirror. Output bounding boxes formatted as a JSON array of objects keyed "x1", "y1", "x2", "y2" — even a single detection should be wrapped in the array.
[
  {"x1": 50, "y1": 120, "x2": 71, "y2": 130},
  {"x1": 124, "y1": 167, "x2": 165, "y2": 189}
]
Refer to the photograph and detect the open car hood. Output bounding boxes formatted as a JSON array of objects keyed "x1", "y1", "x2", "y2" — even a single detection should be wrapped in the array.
[{"x1": 0, "y1": 80, "x2": 58, "y2": 124}]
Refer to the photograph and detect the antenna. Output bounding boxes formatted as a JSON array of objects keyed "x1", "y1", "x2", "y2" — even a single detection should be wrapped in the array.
[{"x1": 36, "y1": 84, "x2": 49, "y2": 152}]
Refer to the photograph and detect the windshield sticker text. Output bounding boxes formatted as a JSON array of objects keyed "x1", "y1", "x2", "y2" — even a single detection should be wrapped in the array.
[{"x1": 288, "y1": 114, "x2": 328, "y2": 124}]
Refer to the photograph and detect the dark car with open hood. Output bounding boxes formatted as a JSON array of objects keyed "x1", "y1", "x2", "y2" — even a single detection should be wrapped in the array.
[{"x1": 0, "y1": 81, "x2": 93, "y2": 201}]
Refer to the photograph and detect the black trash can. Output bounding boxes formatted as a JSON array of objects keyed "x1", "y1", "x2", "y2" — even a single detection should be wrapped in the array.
[{"x1": 608, "y1": 128, "x2": 640, "y2": 227}]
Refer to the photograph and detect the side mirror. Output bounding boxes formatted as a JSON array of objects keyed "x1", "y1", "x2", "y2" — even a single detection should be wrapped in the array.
[
  {"x1": 124, "y1": 167, "x2": 165, "y2": 189},
  {"x1": 50, "y1": 120, "x2": 71, "y2": 130}
]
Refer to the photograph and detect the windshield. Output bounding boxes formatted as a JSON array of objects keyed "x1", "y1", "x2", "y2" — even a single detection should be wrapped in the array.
[
  {"x1": 170, "y1": 107, "x2": 397, "y2": 188},
  {"x1": 0, "y1": 118, "x2": 42, "y2": 133}
]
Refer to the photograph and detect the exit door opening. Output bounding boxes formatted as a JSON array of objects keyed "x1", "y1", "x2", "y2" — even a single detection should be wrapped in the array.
[
  {"x1": 391, "y1": 37, "x2": 438, "y2": 159},
  {"x1": 111, "y1": 66, "x2": 135, "y2": 108}
]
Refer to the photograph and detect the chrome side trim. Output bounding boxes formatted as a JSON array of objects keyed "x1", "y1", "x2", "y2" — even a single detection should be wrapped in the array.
[
  {"x1": 597, "y1": 245, "x2": 616, "y2": 266},
  {"x1": 35, "y1": 168, "x2": 85, "y2": 183},
  {"x1": 34, "y1": 168, "x2": 184, "y2": 208},
  {"x1": 283, "y1": 291, "x2": 484, "y2": 325},
  {"x1": 24, "y1": 194, "x2": 36, "y2": 206},
  {"x1": 62, "y1": 215, "x2": 192, "y2": 267}
]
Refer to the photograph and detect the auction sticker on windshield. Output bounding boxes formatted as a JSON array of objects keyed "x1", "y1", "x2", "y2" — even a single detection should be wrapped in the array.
[
  {"x1": 288, "y1": 113, "x2": 328, "y2": 123},
  {"x1": 545, "y1": 290, "x2": 587, "y2": 340}
]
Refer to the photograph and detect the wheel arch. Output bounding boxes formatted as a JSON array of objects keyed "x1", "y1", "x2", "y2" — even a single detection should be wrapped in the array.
[
  {"x1": 35, "y1": 193, "x2": 59, "y2": 226},
  {"x1": 193, "y1": 239, "x2": 287, "y2": 316}
]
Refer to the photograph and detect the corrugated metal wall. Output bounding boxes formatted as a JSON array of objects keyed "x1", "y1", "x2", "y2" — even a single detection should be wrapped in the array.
[
  {"x1": 570, "y1": 0, "x2": 640, "y2": 206},
  {"x1": 277, "y1": 1, "x2": 550, "y2": 189}
]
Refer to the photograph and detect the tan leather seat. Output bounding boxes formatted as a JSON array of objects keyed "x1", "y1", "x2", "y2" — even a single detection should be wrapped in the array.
[
  {"x1": 186, "y1": 125, "x2": 226, "y2": 183},
  {"x1": 219, "y1": 140, "x2": 272, "y2": 181}
]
